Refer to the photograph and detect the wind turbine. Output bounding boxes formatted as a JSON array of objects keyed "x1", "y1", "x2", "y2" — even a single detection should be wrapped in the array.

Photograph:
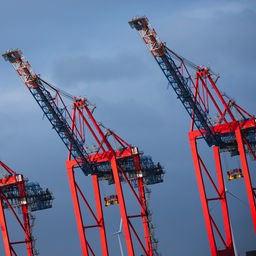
[{"x1": 113, "y1": 218, "x2": 124, "y2": 256}]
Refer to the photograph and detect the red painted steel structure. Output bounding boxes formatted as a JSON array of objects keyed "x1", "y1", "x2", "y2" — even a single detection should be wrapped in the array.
[
  {"x1": 3, "y1": 49, "x2": 164, "y2": 255},
  {"x1": 65, "y1": 105, "x2": 154, "y2": 256},
  {"x1": 0, "y1": 161, "x2": 33, "y2": 256},
  {"x1": 130, "y1": 16, "x2": 256, "y2": 256},
  {"x1": 63, "y1": 102, "x2": 162, "y2": 256}
]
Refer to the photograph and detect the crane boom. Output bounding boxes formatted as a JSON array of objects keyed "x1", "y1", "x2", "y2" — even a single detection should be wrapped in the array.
[
  {"x1": 129, "y1": 16, "x2": 221, "y2": 146},
  {"x1": 2, "y1": 49, "x2": 96, "y2": 176}
]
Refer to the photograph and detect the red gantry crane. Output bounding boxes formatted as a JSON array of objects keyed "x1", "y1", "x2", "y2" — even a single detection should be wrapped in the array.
[
  {"x1": 3, "y1": 49, "x2": 164, "y2": 256},
  {"x1": 0, "y1": 160, "x2": 53, "y2": 256},
  {"x1": 129, "y1": 16, "x2": 256, "y2": 256}
]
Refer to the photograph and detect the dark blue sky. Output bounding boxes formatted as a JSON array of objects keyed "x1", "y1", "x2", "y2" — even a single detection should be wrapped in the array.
[{"x1": 0, "y1": 0, "x2": 255, "y2": 255}]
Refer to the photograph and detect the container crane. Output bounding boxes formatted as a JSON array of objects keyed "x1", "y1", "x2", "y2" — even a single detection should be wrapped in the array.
[
  {"x1": 129, "y1": 16, "x2": 256, "y2": 256},
  {"x1": 0, "y1": 160, "x2": 53, "y2": 256},
  {"x1": 3, "y1": 49, "x2": 164, "y2": 256}
]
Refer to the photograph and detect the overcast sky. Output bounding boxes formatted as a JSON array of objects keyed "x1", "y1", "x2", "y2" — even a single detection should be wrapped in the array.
[{"x1": 0, "y1": 0, "x2": 256, "y2": 255}]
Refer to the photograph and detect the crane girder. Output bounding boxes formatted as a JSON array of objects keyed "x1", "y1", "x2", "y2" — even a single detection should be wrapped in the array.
[
  {"x1": 2, "y1": 49, "x2": 96, "y2": 176},
  {"x1": 129, "y1": 16, "x2": 221, "y2": 146},
  {"x1": 29, "y1": 80, "x2": 96, "y2": 175},
  {"x1": 157, "y1": 53, "x2": 221, "y2": 146}
]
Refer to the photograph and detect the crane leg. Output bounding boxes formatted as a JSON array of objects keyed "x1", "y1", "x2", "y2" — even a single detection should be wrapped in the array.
[
  {"x1": 66, "y1": 163, "x2": 89, "y2": 256},
  {"x1": 0, "y1": 197, "x2": 12, "y2": 256},
  {"x1": 235, "y1": 128, "x2": 256, "y2": 232}
]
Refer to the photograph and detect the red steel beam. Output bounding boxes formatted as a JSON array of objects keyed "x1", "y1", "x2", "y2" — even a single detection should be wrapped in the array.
[
  {"x1": 189, "y1": 131, "x2": 235, "y2": 256},
  {"x1": 0, "y1": 174, "x2": 34, "y2": 256},
  {"x1": 0, "y1": 197, "x2": 12, "y2": 256},
  {"x1": 235, "y1": 127, "x2": 256, "y2": 231},
  {"x1": 66, "y1": 161, "x2": 109, "y2": 256}
]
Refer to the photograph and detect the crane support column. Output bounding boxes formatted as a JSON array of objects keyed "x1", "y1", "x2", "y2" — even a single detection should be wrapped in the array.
[
  {"x1": 235, "y1": 127, "x2": 256, "y2": 231},
  {"x1": 189, "y1": 131, "x2": 235, "y2": 256},
  {"x1": 66, "y1": 160, "x2": 109, "y2": 256},
  {"x1": 213, "y1": 146, "x2": 234, "y2": 255},
  {"x1": 133, "y1": 153, "x2": 153, "y2": 256},
  {"x1": 189, "y1": 134, "x2": 217, "y2": 256},
  {"x1": 66, "y1": 162, "x2": 90, "y2": 256},
  {"x1": 110, "y1": 156, "x2": 135, "y2": 256},
  {"x1": 92, "y1": 175, "x2": 109, "y2": 256},
  {"x1": 0, "y1": 197, "x2": 11, "y2": 256},
  {"x1": 17, "y1": 180, "x2": 33, "y2": 256}
]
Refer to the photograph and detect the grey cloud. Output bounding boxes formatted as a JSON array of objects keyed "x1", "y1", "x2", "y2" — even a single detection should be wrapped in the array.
[
  {"x1": 1, "y1": 0, "x2": 256, "y2": 255},
  {"x1": 52, "y1": 53, "x2": 150, "y2": 86}
]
